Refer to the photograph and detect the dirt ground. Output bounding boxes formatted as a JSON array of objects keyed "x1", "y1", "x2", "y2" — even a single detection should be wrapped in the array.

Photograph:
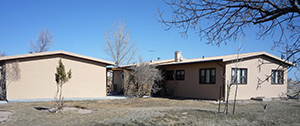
[{"x1": 0, "y1": 97, "x2": 299, "y2": 125}]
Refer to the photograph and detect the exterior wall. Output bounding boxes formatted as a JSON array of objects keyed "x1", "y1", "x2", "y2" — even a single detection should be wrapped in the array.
[
  {"x1": 113, "y1": 70, "x2": 123, "y2": 93},
  {"x1": 225, "y1": 56, "x2": 287, "y2": 100},
  {"x1": 161, "y1": 61, "x2": 225, "y2": 100},
  {"x1": 6, "y1": 54, "x2": 107, "y2": 100}
]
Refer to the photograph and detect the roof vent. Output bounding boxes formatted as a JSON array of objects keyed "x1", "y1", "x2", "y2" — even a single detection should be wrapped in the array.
[{"x1": 281, "y1": 54, "x2": 285, "y2": 59}]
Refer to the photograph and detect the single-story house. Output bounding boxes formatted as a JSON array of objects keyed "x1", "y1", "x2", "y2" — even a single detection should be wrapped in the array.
[
  {"x1": 112, "y1": 51, "x2": 294, "y2": 100},
  {"x1": 0, "y1": 51, "x2": 114, "y2": 101}
]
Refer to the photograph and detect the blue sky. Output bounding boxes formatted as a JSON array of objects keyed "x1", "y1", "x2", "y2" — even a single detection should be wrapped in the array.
[{"x1": 0, "y1": 0, "x2": 297, "y2": 79}]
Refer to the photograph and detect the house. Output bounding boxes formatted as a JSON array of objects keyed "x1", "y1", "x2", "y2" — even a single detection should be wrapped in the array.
[
  {"x1": 0, "y1": 51, "x2": 114, "y2": 101},
  {"x1": 113, "y1": 51, "x2": 294, "y2": 100}
]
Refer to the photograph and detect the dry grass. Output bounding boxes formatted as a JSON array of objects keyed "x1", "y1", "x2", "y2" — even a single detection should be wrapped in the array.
[{"x1": 0, "y1": 98, "x2": 299, "y2": 125}]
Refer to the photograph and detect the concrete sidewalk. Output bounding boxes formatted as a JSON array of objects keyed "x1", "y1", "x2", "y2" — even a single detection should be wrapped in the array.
[{"x1": 1, "y1": 96, "x2": 127, "y2": 103}]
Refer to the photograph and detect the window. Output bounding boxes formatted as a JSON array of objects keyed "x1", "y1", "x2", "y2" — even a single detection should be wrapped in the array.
[
  {"x1": 199, "y1": 68, "x2": 216, "y2": 84},
  {"x1": 231, "y1": 68, "x2": 247, "y2": 84},
  {"x1": 175, "y1": 70, "x2": 185, "y2": 80},
  {"x1": 165, "y1": 70, "x2": 174, "y2": 80},
  {"x1": 272, "y1": 70, "x2": 284, "y2": 84}
]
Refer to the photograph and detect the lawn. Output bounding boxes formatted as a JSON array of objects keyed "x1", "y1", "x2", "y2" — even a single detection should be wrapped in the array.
[{"x1": 0, "y1": 97, "x2": 299, "y2": 125}]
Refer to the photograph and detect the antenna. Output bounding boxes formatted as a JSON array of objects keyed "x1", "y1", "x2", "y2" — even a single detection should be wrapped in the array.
[{"x1": 148, "y1": 50, "x2": 156, "y2": 61}]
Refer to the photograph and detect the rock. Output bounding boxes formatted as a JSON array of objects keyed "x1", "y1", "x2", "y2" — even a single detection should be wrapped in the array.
[
  {"x1": 0, "y1": 111, "x2": 12, "y2": 123},
  {"x1": 77, "y1": 109, "x2": 92, "y2": 114},
  {"x1": 63, "y1": 107, "x2": 78, "y2": 111},
  {"x1": 182, "y1": 112, "x2": 187, "y2": 115}
]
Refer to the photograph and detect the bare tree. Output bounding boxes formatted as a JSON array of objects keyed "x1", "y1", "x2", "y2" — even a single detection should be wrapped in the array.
[
  {"x1": 283, "y1": 77, "x2": 300, "y2": 100},
  {"x1": 0, "y1": 60, "x2": 20, "y2": 102},
  {"x1": 157, "y1": 0, "x2": 300, "y2": 67},
  {"x1": 123, "y1": 62, "x2": 163, "y2": 98},
  {"x1": 30, "y1": 29, "x2": 54, "y2": 53},
  {"x1": 102, "y1": 20, "x2": 138, "y2": 67},
  {"x1": 0, "y1": 52, "x2": 6, "y2": 57}
]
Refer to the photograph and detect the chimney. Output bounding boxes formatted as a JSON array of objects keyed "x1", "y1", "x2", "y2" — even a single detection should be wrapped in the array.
[{"x1": 175, "y1": 51, "x2": 181, "y2": 62}]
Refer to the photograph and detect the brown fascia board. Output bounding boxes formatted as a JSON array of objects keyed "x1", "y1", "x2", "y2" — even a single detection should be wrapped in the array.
[
  {"x1": 119, "y1": 58, "x2": 176, "y2": 68},
  {"x1": 0, "y1": 50, "x2": 115, "y2": 65},
  {"x1": 222, "y1": 51, "x2": 294, "y2": 66},
  {"x1": 117, "y1": 51, "x2": 294, "y2": 68},
  {"x1": 157, "y1": 59, "x2": 223, "y2": 66}
]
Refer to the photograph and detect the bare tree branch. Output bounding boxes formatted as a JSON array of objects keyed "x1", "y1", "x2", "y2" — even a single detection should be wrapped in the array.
[
  {"x1": 30, "y1": 29, "x2": 54, "y2": 53},
  {"x1": 102, "y1": 20, "x2": 138, "y2": 67},
  {"x1": 157, "y1": 0, "x2": 300, "y2": 68},
  {"x1": 0, "y1": 52, "x2": 6, "y2": 57}
]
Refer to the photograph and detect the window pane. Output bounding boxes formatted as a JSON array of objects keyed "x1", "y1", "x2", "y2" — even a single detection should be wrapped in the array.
[
  {"x1": 211, "y1": 69, "x2": 215, "y2": 84},
  {"x1": 211, "y1": 69, "x2": 215, "y2": 76},
  {"x1": 275, "y1": 71, "x2": 278, "y2": 83},
  {"x1": 237, "y1": 69, "x2": 241, "y2": 84},
  {"x1": 200, "y1": 70, "x2": 204, "y2": 83},
  {"x1": 279, "y1": 71, "x2": 283, "y2": 84},
  {"x1": 271, "y1": 71, "x2": 275, "y2": 83},
  {"x1": 201, "y1": 70, "x2": 205, "y2": 76},
  {"x1": 241, "y1": 69, "x2": 246, "y2": 83},
  {"x1": 206, "y1": 69, "x2": 210, "y2": 83},
  {"x1": 232, "y1": 69, "x2": 236, "y2": 83},
  {"x1": 176, "y1": 70, "x2": 184, "y2": 80}
]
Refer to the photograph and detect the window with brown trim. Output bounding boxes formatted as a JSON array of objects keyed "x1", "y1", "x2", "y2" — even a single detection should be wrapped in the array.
[
  {"x1": 231, "y1": 68, "x2": 247, "y2": 84},
  {"x1": 199, "y1": 68, "x2": 216, "y2": 84},
  {"x1": 165, "y1": 70, "x2": 174, "y2": 80},
  {"x1": 271, "y1": 70, "x2": 284, "y2": 84},
  {"x1": 175, "y1": 70, "x2": 185, "y2": 80}
]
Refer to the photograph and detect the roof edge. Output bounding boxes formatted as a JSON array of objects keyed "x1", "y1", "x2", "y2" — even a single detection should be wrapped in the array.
[{"x1": 0, "y1": 50, "x2": 114, "y2": 65}]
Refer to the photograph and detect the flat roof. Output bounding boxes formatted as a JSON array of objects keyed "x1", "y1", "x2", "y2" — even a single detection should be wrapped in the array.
[
  {"x1": 118, "y1": 51, "x2": 294, "y2": 68},
  {"x1": 0, "y1": 50, "x2": 114, "y2": 65}
]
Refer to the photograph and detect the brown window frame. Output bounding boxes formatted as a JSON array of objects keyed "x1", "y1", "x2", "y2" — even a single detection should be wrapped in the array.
[
  {"x1": 271, "y1": 70, "x2": 284, "y2": 84},
  {"x1": 199, "y1": 68, "x2": 216, "y2": 84},
  {"x1": 231, "y1": 68, "x2": 247, "y2": 84},
  {"x1": 175, "y1": 70, "x2": 185, "y2": 80},
  {"x1": 165, "y1": 70, "x2": 174, "y2": 80}
]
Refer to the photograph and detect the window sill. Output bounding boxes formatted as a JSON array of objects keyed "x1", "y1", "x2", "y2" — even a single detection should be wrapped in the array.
[{"x1": 271, "y1": 83, "x2": 284, "y2": 85}]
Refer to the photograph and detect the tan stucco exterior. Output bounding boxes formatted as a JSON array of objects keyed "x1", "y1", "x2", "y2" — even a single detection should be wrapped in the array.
[
  {"x1": 0, "y1": 51, "x2": 114, "y2": 100},
  {"x1": 161, "y1": 61, "x2": 225, "y2": 100},
  {"x1": 225, "y1": 56, "x2": 287, "y2": 100},
  {"x1": 114, "y1": 51, "x2": 292, "y2": 100}
]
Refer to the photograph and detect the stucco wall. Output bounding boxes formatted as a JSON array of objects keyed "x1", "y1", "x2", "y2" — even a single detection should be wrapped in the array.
[
  {"x1": 225, "y1": 56, "x2": 287, "y2": 100},
  {"x1": 161, "y1": 61, "x2": 225, "y2": 100},
  {"x1": 6, "y1": 54, "x2": 107, "y2": 100}
]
